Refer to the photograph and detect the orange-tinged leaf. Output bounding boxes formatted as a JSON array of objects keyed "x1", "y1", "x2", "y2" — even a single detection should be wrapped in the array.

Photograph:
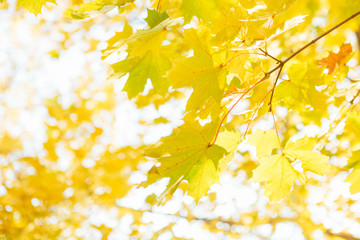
[{"x1": 320, "y1": 43, "x2": 353, "y2": 74}]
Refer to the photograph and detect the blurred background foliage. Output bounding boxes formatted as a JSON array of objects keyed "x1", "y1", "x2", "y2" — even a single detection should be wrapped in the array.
[{"x1": 0, "y1": 0, "x2": 360, "y2": 239}]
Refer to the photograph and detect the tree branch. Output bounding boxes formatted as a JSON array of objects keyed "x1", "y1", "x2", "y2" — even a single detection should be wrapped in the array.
[
  {"x1": 266, "y1": 10, "x2": 360, "y2": 104},
  {"x1": 282, "y1": 10, "x2": 360, "y2": 65},
  {"x1": 213, "y1": 10, "x2": 360, "y2": 145}
]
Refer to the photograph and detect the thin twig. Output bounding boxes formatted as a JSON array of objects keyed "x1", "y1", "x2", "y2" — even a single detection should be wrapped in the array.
[
  {"x1": 212, "y1": 73, "x2": 270, "y2": 145},
  {"x1": 259, "y1": 48, "x2": 282, "y2": 63},
  {"x1": 282, "y1": 10, "x2": 360, "y2": 65},
  {"x1": 223, "y1": 52, "x2": 267, "y2": 67},
  {"x1": 270, "y1": 109, "x2": 284, "y2": 154},
  {"x1": 268, "y1": 65, "x2": 283, "y2": 112},
  {"x1": 212, "y1": 10, "x2": 360, "y2": 145},
  {"x1": 243, "y1": 88, "x2": 273, "y2": 138}
]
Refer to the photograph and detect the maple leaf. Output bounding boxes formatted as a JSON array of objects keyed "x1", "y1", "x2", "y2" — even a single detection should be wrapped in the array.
[
  {"x1": 17, "y1": 0, "x2": 56, "y2": 15},
  {"x1": 275, "y1": 63, "x2": 328, "y2": 111},
  {"x1": 145, "y1": 9, "x2": 169, "y2": 28},
  {"x1": 252, "y1": 154, "x2": 299, "y2": 202},
  {"x1": 250, "y1": 134, "x2": 329, "y2": 202},
  {"x1": 247, "y1": 129, "x2": 279, "y2": 158},
  {"x1": 126, "y1": 17, "x2": 181, "y2": 58},
  {"x1": 168, "y1": 29, "x2": 224, "y2": 111},
  {"x1": 319, "y1": 43, "x2": 353, "y2": 74},
  {"x1": 102, "y1": 23, "x2": 133, "y2": 59},
  {"x1": 284, "y1": 136, "x2": 329, "y2": 176},
  {"x1": 210, "y1": 6, "x2": 248, "y2": 45},
  {"x1": 112, "y1": 51, "x2": 171, "y2": 98},
  {"x1": 142, "y1": 119, "x2": 239, "y2": 202},
  {"x1": 110, "y1": 17, "x2": 181, "y2": 98}
]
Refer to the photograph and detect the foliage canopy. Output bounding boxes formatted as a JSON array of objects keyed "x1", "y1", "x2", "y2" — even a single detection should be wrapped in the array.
[{"x1": 1, "y1": 0, "x2": 360, "y2": 239}]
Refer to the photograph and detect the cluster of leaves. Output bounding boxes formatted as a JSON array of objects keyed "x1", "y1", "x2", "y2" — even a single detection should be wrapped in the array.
[{"x1": 1, "y1": 0, "x2": 360, "y2": 239}]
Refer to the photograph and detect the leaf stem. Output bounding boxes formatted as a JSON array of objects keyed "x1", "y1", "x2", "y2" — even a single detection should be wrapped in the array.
[
  {"x1": 270, "y1": 108, "x2": 284, "y2": 155},
  {"x1": 282, "y1": 10, "x2": 360, "y2": 65},
  {"x1": 268, "y1": 65, "x2": 283, "y2": 112},
  {"x1": 213, "y1": 10, "x2": 360, "y2": 145},
  {"x1": 243, "y1": 88, "x2": 273, "y2": 139},
  {"x1": 212, "y1": 73, "x2": 270, "y2": 145},
  {"x1": 223, "y1": 52, "x2": 267, "y2": 67},
  {"x1": 259, "y1": 48, "x2": 281, "y2": 63}
]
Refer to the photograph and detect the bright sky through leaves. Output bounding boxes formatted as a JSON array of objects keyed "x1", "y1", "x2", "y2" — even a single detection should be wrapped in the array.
[{"x1": 1, "y1": 0, "x2": 360, "y2": 239}]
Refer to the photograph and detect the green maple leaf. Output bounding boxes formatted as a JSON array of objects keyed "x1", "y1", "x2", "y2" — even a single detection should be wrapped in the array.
[
  {"x1": 112, "y1": 51, "x2": 171, "y2": 98},
  {"x1": 142, "y1": 117, "x2": 239, "y2": 202},
  {"x1": 110, "y1": 17, "x2": 182, "y2": 98},
  {"x1": 168, "y1": 29, "x2": 225, "y2": 111},
  {"x1": 145, "y1": 9, "x2": 169, "y2": 28}
]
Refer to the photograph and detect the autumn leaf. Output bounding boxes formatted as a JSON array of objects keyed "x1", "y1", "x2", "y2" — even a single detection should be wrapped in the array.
[
  {"x1": 275, "y1": 63, "x2": 328, "y2": 111},
  {"x1": 250, "y1": 135, "x2": 329, "y2": 201},
  {"x1": 320, "y1": 43, "x2": 353, "y2": 74},
  {"x1": 285, "y1": 136, "x2": 329, "y2": 176},
  {"x1": 142, "y1": 118, "x2": 239, "y2": 202},
  {"x1": 112, "y1": 51, "x2": 171, "y2": 98},
  {"x1": 168, "y1": 29, "x2": 225, "y2": 111},
  {"x1": 247, "y1": 129, "x2": 279, "y2": 158},
  {"x1": 102, "y1": 22, "x2": 133, "y2": 59},
  {"x1": 252, "y1": 154, "x2": 299, "y2": 202}
]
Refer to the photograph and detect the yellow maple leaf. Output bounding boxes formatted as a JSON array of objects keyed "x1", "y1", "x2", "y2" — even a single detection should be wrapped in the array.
[
  {"x1": 285, "y1": 136, "x2": 329, "y2": 176},
  {"x1": 252, "y1": 154, "x2": 299, "y2": 202},
  {"x1": 168, "y1": 29, "x2": 224, "y2": 111},
  {"x1": 247, "y1": 129, "x2": 279, "y2": 158}
]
